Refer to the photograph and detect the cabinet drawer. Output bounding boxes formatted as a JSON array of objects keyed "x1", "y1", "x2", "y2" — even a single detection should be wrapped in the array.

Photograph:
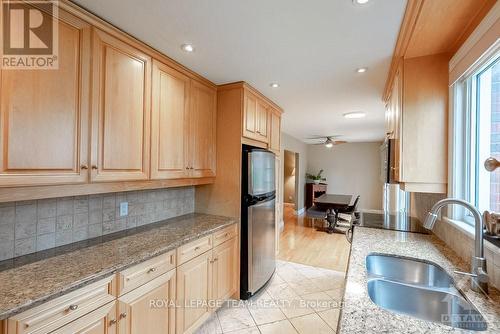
[
  {"x1": 213, "y1": 224, "x2": 238, "y2": 247},
  {"x1": 117, "y1": 250, "x2": 176, "y2": 296},
  {"x1": 177, "y1": 235, "x2": 213, "y2": 265},
  {"x1": 7, "y1": 276, "x2": 115, "y2": 334}
]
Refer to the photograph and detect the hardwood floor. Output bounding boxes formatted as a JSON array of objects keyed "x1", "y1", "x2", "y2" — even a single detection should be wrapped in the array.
[{"x1": 278, "y1": 205, "x2": 351, "y2": 272}]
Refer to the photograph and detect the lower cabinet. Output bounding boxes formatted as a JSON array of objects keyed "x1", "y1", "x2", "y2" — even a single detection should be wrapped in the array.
[
  {"x1": 50, "y1": 302, "x2": 117, "y2": 334},
  {"x1": 5, "y1": 225, "x2": 239, "y2": 334},
  {"x1": 176, "y1": 250, "x2": 213, "y2": 334},
  {"x1": 212, "y1": 238, "x2": 238, "y2": 302},
  {"x1": 118, "y1": 270, "x2": 176, "y2": 334}
]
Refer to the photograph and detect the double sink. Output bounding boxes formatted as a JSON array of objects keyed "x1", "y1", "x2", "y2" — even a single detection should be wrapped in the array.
[{"x1": 366, "y1": 253, "x2": 487, "y2": 331}]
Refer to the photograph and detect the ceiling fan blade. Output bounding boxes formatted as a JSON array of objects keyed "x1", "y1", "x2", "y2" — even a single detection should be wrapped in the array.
[{"x1": 334, "y1": 141, "x2": 348, "y2": 145}]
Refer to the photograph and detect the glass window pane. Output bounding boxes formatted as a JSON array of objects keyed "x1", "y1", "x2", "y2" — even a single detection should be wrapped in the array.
[{"x1": 476, "y1": 58, "x2": 500, "y2": 212}]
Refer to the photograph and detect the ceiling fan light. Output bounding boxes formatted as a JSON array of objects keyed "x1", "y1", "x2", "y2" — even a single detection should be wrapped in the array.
[{"x1": 325, "y1": 142, "x2": 334, "y2": 148}]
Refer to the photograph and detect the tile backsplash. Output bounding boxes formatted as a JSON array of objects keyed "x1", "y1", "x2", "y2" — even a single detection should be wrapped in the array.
[
  {"x1": 0, "y1": 187, "x2": 195, "y2": 261},
  {"x1": 411, "y1": 192, "x2": 500, "y2": 290}
]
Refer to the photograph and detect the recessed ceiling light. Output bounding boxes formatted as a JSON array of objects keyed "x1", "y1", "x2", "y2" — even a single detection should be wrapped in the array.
[
  {"x1": 270, "y1": 83, "x2": 280, "y2": 88},
  {"x1": 181, "y1": 44, "x2": 194, "y2": 52},
  {"x1": 353, "y1": 0, "x2": 370, "y2": 4},
  {"x1": 356, "y1": 67, "x2": 367, "y2": 73},
  {"x1": 344, "y1": 112, "x2": 366, "y2": 119}
]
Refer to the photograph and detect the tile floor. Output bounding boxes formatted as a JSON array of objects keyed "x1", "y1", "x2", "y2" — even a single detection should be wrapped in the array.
[{"x1": 195, "y1": 260, "x2": 345, "y2": 334}]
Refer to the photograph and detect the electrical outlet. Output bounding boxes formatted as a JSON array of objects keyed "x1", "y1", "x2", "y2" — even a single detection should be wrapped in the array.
[{"x1": 119, "y1": 202, "x2": 128, "y2": 217}]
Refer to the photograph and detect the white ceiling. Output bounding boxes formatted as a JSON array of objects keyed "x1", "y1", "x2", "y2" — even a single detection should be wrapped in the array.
[{"x1": 74, "y1": 0, "x2": 406, "y2": 143}]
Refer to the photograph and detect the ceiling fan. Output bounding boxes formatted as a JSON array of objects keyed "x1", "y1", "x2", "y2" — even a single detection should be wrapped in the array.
[{"x1": 307, "y1": 135, "x2": 347, "y2": 148}]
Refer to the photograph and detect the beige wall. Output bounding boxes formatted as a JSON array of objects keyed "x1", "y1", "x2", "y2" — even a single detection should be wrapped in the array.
[
  {"x1": 281, "y1": 133, "x2": 309, "y2": 211},
  {"x1": 283, "y1": 150, "x2": 296, "y2": 204},
  {"x1": 307, "y1": 142, "x2": 384, "y2": 210}
]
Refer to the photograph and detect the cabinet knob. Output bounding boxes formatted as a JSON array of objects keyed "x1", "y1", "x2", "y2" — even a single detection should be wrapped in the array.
[
  {"x1": 147, "y1": 267, "x2": 157, "y2": 273},
  {"x1": 120, "y1": 312, "x2": 127, "y2": 319},
  {"x1": 68, "y1": 304, "x2": 78, "y2": 311},
  {"x1": 109, "y1": 319, "x2": 117, "y2": 326},
  {"x1": 484, "y1": 157, "x2": 500, "y2": 172},
  {"x1": 80, "y1": 165, "x2": 88, "y2": 170}
]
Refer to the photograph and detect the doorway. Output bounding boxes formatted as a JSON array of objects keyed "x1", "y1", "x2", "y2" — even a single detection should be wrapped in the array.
[{"x1": 283, "y1": 150, "x2": 299, "y2": 212}]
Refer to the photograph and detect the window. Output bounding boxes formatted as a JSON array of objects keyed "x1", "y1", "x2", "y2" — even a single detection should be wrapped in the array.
[{"x1": 454, "y1": 51, "x2": 500, "y2": 223}]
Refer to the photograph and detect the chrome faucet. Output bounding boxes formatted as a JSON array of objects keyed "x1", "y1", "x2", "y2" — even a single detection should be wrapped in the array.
[{"x1": 424, "y1": 198, "x2": 489, "y2": 294}]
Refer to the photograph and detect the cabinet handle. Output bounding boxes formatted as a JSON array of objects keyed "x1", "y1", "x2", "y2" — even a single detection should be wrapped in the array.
[
  {"x1": 194, "y1": 246, "x2": 200, "y2": 251},
  {"x1": 147, "y1": 267, "x2": 157, "y2": 274},
  {"x1": 120, "y1": 312, "x2": 127, "y2": 319},
  {"x1": 68, "y1": 304, "x2": 78, "y2": 311},
  {"x1": 109, "y1": 319, "x2": 117, "y2": 326},
  {"x1": 80, "y1": 165, "x2": 88, "y2": 170},
  {"x1": 91, "y1": 165, "x2": 98, "y2": 170}
]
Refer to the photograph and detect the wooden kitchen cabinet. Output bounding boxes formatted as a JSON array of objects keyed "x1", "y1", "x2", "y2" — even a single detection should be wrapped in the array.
[
  {"x1": 385, "y1": 54, "x2": 448, "y2": 193},
  {"x1": 0, "y1": 10, "x2": 91, "y2": 187},
  {"x1": 151, "y1": 60, "x2": 190, "y2": 179},
  {"x1": 91, "y1": 29, "x2": 151, "y2": 182},
  {"x1": 176, "y1": 251, "x2": 213, "y2": 334},
  {"x1": 212, "y1": 238, "x2": 238, "y2": 301},
  {"x1": 50, "y1": 301, "x2": 117, "y2": 334},
  {"x1": 269, "y1": 109, "x2": 281, "y2": 154},
  {"x1": 243, "y1": 91, "x2": 269, "y2": 143},
  {"x1": 118, "y1": 270, "x2": 176, "y2": 334},
  {"x1": 189, "y1": 81, "x2": 217, "y2": 178}
]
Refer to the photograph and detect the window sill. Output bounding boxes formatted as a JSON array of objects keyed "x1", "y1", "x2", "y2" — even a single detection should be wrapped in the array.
[{"x1": 443, "y1": 216, "x2": 500, "y2": 252}]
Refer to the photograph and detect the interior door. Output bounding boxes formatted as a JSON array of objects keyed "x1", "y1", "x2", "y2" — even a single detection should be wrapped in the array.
[
  {"x1": 151, "y1": 60, "x2": 190, "y2": 179},
  {"x1": 189, "y1": 80, "x2": 216, "y2": 178},
  {"x1": 91, "y1": 29, "x2": 151, "y2": 182},
  {"x1": 0, "y1": 11, "x2": 91, "y2": 187}
]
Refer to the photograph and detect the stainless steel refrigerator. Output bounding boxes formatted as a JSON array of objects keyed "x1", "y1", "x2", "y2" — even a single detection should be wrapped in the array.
[{"x1": 240, "y1": 145, "x2": 276, "y2": 299}]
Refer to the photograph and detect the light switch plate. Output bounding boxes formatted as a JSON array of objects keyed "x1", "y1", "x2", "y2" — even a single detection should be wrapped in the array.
[{"x1": 119, "y1": 202, "x2": 128, "y2": 217}]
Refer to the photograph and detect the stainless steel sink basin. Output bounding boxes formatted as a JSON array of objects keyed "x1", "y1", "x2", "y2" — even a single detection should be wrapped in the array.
[
  {"x1": 366, "y1": 253, "x2": 487, "y2": 331},
  {"x1": 366, "y1": 253, "x2": 454, "y2": 288}
]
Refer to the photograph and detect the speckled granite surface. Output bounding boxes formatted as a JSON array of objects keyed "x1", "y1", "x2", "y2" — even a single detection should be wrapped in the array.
[
  {"x1": 339, "y1": 227, "x2": 500, "y2": 333},
  {"x1": 0, "y1": 213, "x2": 236, "y2": 320}
]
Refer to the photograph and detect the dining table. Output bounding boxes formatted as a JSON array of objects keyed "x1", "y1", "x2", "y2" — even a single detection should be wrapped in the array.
[{"x1": 313, "y1": 193, "x2": 353, "y2": 234}]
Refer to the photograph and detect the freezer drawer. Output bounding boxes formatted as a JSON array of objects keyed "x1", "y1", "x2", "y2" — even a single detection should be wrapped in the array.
[{"x1": 247, "y1": 198, "x2": 276, "y2": 294}]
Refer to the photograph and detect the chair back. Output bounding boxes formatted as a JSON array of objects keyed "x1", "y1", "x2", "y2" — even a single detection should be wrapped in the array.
[{"x1": 351, "y1": 195, "x2": 360, "y2": 211}]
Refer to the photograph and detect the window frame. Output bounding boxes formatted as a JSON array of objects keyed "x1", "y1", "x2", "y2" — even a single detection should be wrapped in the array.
[{"x1": 450, "y1": 42, "x2": 500, "y2": 224}]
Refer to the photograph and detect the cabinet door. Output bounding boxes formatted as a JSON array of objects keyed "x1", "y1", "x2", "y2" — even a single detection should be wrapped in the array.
[
  {"x1": 50, "y1": 301, "x2": 117, "y2": 334},
  {"x1": 255, "y1": 100, "x2": 269, "y2": 143},
  {"x1": 269, "y1": 110, "x2": 281, "y2": 154},
  {"x1": 212, "y1": 238, "x2": 238, "y2": 301},
  {"x1": 91, "y1": 29, "x2": 151, "y2": 182},
  {"x1": 151, "y1": 60, "x2": 190, "y2": 179},
  {"x1": 243, "y1": 92, "x2": 258, "y2": 139},
  {"x1": 0, "y1": 11, "x2": 91, "y2": 187},
  {"x1": 118, "y1": 270, "x2": 176, "y2": 334},
  {"x1": 189, "y1": 80, "x2": 216, "y2": 178},
  {"x1": 176, "y1": 251, "x2": 213, "y2": 334}
]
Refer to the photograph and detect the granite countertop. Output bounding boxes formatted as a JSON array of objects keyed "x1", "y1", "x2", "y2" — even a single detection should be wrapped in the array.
[
  {"x1": 339, "y1": 227, "x2": 500, "y2": 333},
  {"x1": 0, "y1": 213, "x2": 236, "y2": 320}
]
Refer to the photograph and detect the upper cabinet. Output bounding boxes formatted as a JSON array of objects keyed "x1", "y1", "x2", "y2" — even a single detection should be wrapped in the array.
[
  {"x1": 243, "y1": 90, "x2": 269, "y2": 144},
  {"x1": 189, "y1": 81, "x2": 217, "y2": 178},
  {"x1": 151, "y1": 60, "x2": 190, "y2": 180},
  {"x1": 385, "y1": 54, "x2": 448, "y2": 193},
  {"x1": 269, "y1": 108, "x2": 281, "y2": 154},
  {"x1": 0, "y1": 11, "x2": 91, "y2": 187},
  {"x1": 91, "y1": 29, "x2": 151, "y2": 182}
]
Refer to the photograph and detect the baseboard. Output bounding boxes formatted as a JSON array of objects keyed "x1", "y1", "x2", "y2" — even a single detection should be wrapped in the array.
[{"x1": 295, "y1": 207, "x2": 306, "y2": 216}]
